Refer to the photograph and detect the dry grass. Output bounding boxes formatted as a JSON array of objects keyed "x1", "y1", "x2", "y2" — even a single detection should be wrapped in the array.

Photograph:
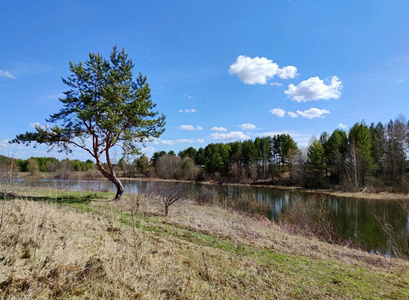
[{"x1": 0, "y1": 189, "x2": 408, "y2": 299}]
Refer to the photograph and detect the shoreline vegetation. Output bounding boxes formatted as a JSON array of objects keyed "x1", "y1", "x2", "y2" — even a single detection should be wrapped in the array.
[{"x1": 0, "y1": 186, "x2": 408, "y2": 298}]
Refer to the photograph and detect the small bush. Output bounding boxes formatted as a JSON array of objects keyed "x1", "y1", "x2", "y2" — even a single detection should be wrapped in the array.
[
  {"x1": 280, "y1": 195, "x2": 341, "y2": 244},
  {"x1": 224, "y1": 194, "x2": 271, "y2": 219},
  {"x1": 195, "y1": 186, "x2": 217, "y2": 206}
]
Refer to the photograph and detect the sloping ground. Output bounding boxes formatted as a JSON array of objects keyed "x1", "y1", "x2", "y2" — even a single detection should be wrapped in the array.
[{"x1": 0, "y1": 194, "x2": 408, "y2": 299}]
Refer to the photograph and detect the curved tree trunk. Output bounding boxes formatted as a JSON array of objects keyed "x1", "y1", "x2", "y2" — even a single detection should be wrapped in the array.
[
  {"x1": 96, "y1": 160, "x2": 124, "y2": 200},
  {"x1": 112, "y1": 175, "x2": 124, "y2": 200}
]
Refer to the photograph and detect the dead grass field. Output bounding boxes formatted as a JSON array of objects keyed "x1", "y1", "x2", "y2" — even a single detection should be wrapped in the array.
[{"x1": 0, "y1": 186, "x2": 408, "y2": 299}]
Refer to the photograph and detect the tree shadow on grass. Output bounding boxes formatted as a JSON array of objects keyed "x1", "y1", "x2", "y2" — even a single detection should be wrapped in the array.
[{"x1": 0, "y1": 192, "x2": 95, "y2": 204}]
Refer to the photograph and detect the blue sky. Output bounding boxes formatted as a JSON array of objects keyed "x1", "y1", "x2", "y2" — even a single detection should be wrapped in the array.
[{"x1": 1, "y1": 0, "x2": 408, "y2": 160}]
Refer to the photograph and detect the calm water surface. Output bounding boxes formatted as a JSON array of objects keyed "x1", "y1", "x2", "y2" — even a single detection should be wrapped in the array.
[{"x1": 21, "y1": 178, "x2": 409, "y2": 258}]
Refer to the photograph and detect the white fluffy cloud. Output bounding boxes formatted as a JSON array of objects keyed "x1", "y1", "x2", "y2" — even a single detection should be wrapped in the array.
[
  {"x1": 296, "y1": 108, "x2": 330, "y2": 119},
  {"x1": 185, "y1": 93, "x2": 193, "y2": 99},
  {"x1": 178, "y1": 108, "x2": 197, "y2": 113},
  {"x1": 278, "y1": 66, "x2": 298, "y2": 79},
  {"x1": 178, "y1": 125, "x2": 203, "y2": 131},
  {"x1": 285, "y1": 76, "x2": 342, "y2": 102},
  {"x1": 239, "y1": 123, "x2": 256, "y2": 130},
  {"x1": 338, "y1": 123, "x2": 348, "y2": 129},
  {"x1": 229, "y1": 55, "x2": 297, "y2": 85},
  {"x1": 210, "y1": 131, "x2": 250, "y2": 141},
  {"x1": 0, "y1": 70, "x2": 16, "y2": 78},
  {"x1": 211, "y1": 126, "x2": 227, "y2": 132},
  {"x1": 269, "y1": 108, "x2": 286, "y2": 118}
]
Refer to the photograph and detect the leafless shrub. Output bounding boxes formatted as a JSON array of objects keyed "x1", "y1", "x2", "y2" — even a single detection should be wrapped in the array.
[
  {"x1": 223, "y1": 193, "x2": 271, "y2": 219},
  {"x1": 150, "y1": 183, "x2": 187, "y2": 216},
  {"x1": 280, "y1": 195, "x2": 341, "y2": 244},
  {"x1": 195, "y1": 186, "x2": 218, "y2": 206}
]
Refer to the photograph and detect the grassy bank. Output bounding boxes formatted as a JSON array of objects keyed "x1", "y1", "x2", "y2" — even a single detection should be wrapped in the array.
[{"x1": 0, "y1": 187, "x2": 408, "y2": 299}]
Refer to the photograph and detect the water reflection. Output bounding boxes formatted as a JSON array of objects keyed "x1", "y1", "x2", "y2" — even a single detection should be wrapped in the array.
[{"x1": 18, "y1": 178, "x2": 409, "y2": 258}]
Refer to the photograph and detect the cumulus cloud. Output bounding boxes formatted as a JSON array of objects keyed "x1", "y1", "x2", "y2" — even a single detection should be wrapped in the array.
[
  {"x1": 0, "y1": 70, "x2": 16, "y2": 78},
  {"x1": 239, "y1": 123, "x2": 256, "y2": 130},
  {"x1": 211, "y1": 127, "x2": 227, "y2": 132},
  {"x1": 338, "y1": 123, "x2": 348, "y2": 129},
  {"x1": 296, "y1": 108, "x2": 330, "y2": 119},
  {"x1": 278, "y1": 66, "x2": 298, "y2": 79},
  {"x1": 179, "y1": 108, "x2": 197, "y2": 113},
  {"x1": 210, "y1": 131, "x2": 250, "y2": 141},
  {"x1": 270, "y1": 82, "x2": 283, "y2": 87},
  {"x1": 269, "y1": 108, "x2": 286, "y2": 118},
  {"x1": 285, "y1": 76, "x2": 342, "y2": 102},
  {"x1": 178, "y1": 125, "x2": 203, "y2": 131},
  {"x1": 229, "y1": 55, "x2": 297, "y2": 85},
  {"x1": 185, "y1": 93, "x2": 194, "y2": 99}
]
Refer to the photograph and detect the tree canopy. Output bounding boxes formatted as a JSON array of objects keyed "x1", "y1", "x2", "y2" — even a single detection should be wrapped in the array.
[{"x1": 13, "y1": 47, "x2": 165, "y2": 199}]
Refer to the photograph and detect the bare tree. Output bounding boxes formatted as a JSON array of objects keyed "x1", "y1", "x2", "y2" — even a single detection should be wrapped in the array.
[{"x1": 150, "y1": 183, "x2": 186, "y2": 216}]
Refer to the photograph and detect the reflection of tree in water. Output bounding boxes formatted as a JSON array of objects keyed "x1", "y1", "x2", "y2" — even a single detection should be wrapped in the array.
[{"x1": 372, "y1": 202, "x2": 409, "y2": 258}]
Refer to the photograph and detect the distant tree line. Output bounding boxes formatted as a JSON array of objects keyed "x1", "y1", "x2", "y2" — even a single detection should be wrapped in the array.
[
  {"x1": 0, "y1": 156, "x2": 95, "y2": 174},
  {"x1": 149, "y1": 116, "x2": 409, "y2": 192},
  {"x1": 3, "y1": 115, "x2": 409, "y2": 192}
]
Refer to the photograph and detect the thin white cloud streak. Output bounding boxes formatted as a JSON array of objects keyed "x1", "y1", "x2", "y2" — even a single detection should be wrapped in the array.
[
  {"x1": 178, "y1": 108, "x2": 197, "y2": 113},
  {"x1": 152, "y1": 138, "x2": 205, "y2": 145},
  {"x1": 210, "y1": 131, "x2": 249, "y2": 141},
  {"x1": 211, "y1": 127, "x2": 227, "y2": 132},
  {"x1": 229, "y1": 55, "x2": 297, "y2": 85},
  {"x1": 239, "y1": 123, "x2": 256, "y2": 130},
  {"x1": 185, "y1": 93, "x2": 194, "y2": 99},
  {"x1": 296, "y1": 108, "x2": 330, "y2": 119},
  {"x1": 287, "y1": 111, "x2": 298, "y2": 118},
  {"x1": 178, "y1": 125, "x2": 203, "y2": 131},
  {"x1": 269, "y1": 108, "x2": 330, "y2": 119},
  {"x1": 0, "y1": 70, "x2": 16, "y2": 78},
  {"x1": 285, "y1": 76, "x2": 342, "y2": 102}
]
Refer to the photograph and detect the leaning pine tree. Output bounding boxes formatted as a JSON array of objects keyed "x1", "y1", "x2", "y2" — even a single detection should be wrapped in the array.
[{"x1": 13, "y1": 47, "x2": 165, "y2": 200}]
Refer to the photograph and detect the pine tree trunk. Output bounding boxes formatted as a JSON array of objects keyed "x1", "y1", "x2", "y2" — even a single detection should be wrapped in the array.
[
  {"x1": 96, "y1": 161, "x2": 124, "y2": 200},
  {"x1": 114, "y1": 179, "x2": 124, "y2": 200}
]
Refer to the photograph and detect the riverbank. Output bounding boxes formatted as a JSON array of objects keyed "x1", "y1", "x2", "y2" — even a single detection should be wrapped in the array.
[{"x1": 1, "y1": 187, "x2": 408, "y2": 298}]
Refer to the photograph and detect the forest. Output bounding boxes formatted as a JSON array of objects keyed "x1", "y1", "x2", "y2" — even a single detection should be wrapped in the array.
[{"x1": 151, "y1": 116, "x2": 409, "y2": 192}]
